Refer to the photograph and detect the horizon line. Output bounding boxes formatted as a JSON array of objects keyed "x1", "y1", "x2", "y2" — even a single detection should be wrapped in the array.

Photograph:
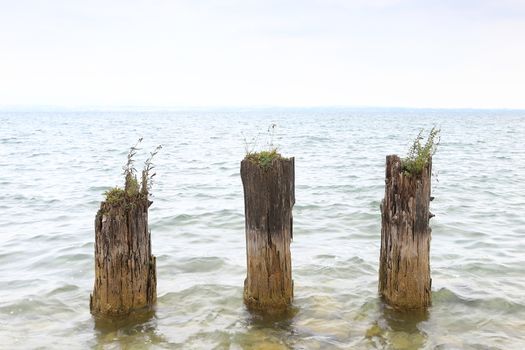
[{"x1": 1, "y1": 104, "x2": 525, "y2": 112}]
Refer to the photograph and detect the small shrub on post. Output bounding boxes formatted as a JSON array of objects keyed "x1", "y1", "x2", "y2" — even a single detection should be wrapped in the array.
[
  {"x1": 378, "y1": 128, "x2": 439, "y2": 309},
  {"x1": 241, "y1": 125, "x2": 295, "y2": 313},
  {"x1": 90, "y1": 140, "x2": 162, "y2": 317}
]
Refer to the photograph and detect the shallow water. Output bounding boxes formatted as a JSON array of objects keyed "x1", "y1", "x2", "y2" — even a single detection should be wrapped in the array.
[{"x1": 0, "y1": 109, "x2": 524, "y2": 349}]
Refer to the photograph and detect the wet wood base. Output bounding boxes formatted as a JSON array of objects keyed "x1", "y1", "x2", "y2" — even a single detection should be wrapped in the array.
[
  {"x1": 379, "y1": 155, "x2": 433, "y2": 309},
  {"x1": 90, "y1": 196, "x2": 157, "y2": 317},
  {"x1": 241, "y1": 157, "x2": 295, "y2": 313}
]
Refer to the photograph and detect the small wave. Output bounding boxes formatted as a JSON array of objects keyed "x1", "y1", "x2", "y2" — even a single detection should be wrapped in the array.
[
  {"x1": 159, "y1": 284, "x2": 240, "y2": 305},
  {"x1": 45, "y1": 284, "x2": 80, "y2": 297},
  {"x1": 155, "y1": 214, "x2": 199, "y2": 227},
  {"x1": 88, "y1": 185, "x2": 113, "y2": 193},
  {"x1": 433, "y1": 287, "x2": 525, "y2": 312},
  {"x1": 172, "y1": 257, "x2": 227, "y2": 273},
  {"x1": 0, "y1": 296, "x2": 76, "y2": 316}
]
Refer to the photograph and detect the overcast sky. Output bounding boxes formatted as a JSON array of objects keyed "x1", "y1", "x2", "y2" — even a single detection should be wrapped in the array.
[{"x1": 1, "y1": 0, "x2": 524, "y2": 109}]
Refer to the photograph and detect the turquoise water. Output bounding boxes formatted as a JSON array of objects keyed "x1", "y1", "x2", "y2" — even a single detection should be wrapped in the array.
[{"x1": 0, "y1": 109, "x2": 524, "y2": 349}]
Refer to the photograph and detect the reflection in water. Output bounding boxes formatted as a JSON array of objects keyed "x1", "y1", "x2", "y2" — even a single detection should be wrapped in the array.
[
  {"x1": 93, "y1": 309, "x2": 170, "y2": 348},
  {"x1": 380, "y1": 302, "x2": 429, "y2": 333},
  {"x1": 239, "y1": 305, "x2": 299, "y2": 349},
  {"x1": 93, "y1": 309, "x2": 156, "y2": 332},
  {"x1": 245, "y1": 305, "x2": 299, "y2": 329},
  {"x1": 366, "y1": 300, "x2": 429, "y2": 350}
]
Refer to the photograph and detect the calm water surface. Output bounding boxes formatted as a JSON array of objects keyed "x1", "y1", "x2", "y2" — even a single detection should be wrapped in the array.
[{"x1": 0, "y1": 109, "x2": 524, "y2": 349}]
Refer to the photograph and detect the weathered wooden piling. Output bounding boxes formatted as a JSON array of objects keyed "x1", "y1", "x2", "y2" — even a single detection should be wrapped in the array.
[
  {"x1": 90, "y1": 172, "x2": 157, "y2": 317},
  {"x1": 241, "y1": 155, "x2": 295, "y2": 312},
  {"x1": 379, "y1": 155, "x2": 433, "y2": 309}
]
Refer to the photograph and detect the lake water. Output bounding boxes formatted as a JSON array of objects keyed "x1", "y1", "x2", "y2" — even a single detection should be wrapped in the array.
[{"x1": 0, "y1": 109, "x2": 524, "y2": 349}]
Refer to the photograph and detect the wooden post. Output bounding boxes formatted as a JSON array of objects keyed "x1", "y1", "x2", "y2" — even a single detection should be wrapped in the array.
[
  {"x1": 241, "y1": 157, "x2": 295, "y2": 312},
  {"x1": 90, "y1": 171, "x2": 157, "y2": 317},
  {"x1": 379, "y1": 155, "x2": 433, "y2": 309}
]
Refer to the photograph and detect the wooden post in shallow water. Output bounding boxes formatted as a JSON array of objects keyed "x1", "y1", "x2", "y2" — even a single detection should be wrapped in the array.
[
  {"x1": 241, "y1": 156, "x2": 295, "y2": 312},
  {"x1": 90, "y1": 172, "x2": 157, "y2": 317},
  {"x1": 379, "y1": 155, "x2": 433, "y2": 309}
]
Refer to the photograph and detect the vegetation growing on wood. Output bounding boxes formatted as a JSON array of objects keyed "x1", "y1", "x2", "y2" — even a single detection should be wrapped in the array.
[
  {"x1": 243, "y1": 123, "x2": 286, "y2": 169},
  {"x1": 402, "y1": 127, "x2": 440, "y2": 175},
  {"x1": 103, "y1": 187, "x2": 126, "y2": 205},
  {"x1": 143, "y1": 144, "x2": 163, "y2": 193},
  {"x1": 103, "y1": 138, "x2": 162, "y2": 206},
  {"x1": 245, "y1": 148, "x2": 282, "y2": 168}
]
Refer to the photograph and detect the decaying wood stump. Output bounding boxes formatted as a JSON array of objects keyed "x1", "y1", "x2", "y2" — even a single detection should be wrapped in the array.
[
  {"x1": 379, "y1": 155, "x2": 433, "y2": 309},
  {"x1": 241, "y1": 157, "x2": 295, "y2": 312},
  {"x1": 90, "y1": 173, "x2": 157, "y2": 317}
]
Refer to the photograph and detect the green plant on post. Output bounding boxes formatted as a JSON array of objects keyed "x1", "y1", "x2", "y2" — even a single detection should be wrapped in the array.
[
  {"x1": 103, "y1": 187, "x2": 125, "y2": 205},
  {"x1": 401, "y1": 127, "x2": 440, "y2": 175},
  {"x1": 103, "y1": 138, "x2": 162, "y2": 206},
  {"x1": 123, "y1": 137, "x2": 142, "y2": 196},
  {"x1": 245, "y1": 149, "x2": 281, "y2": 169},
  {"x1": 244, "y1": 123, "x2": 284, "y2": 169},
  {"x1": 142, "y1": 144, "x2": 163, "y2": 194}
]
